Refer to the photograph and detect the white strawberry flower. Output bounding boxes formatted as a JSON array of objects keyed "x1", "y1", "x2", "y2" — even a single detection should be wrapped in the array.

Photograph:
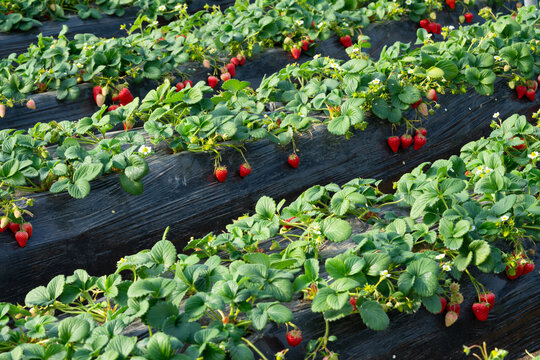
[
  {"x1": 76, "y1": 62, "x2": 83, "y2": 68},
  {"x1": 158, "y1": 5, "x2": 166, "y2": 11},
  {"x1": 448, "y1": 25, "x2": 455, "y2": 30},
  {"x1": 151, "y1": 20, "x2": 159, "y2": 26},
  {"x1": 425, "y1": 33, "x2": 432, "y2": 38},
  {"x1": 492, "y1": 112, "x2": 499, "y2": 118},
  {"x1": 484, "y1": 167, "x2": 493, "y2": 174},
  {"x1": 435, "y1": 254, "x2": 445, "y2": 260},
  {"x1": 380, "y1": 270, "x2": 391, "y2": 278},
  {"x1": 371, "y1": 78, "x2": 380, "y2": 85},
  {"x1": 296, "y1": 20, "x2": 304, "y2": 26},
  {"x1": 405, "y1": 0, "x2": 412, "y2": 5},
  {"x1": 313, "y1": 54, "x2": 321, "y2": 59},
  {"x1": 442, "y1": 264, "x2": 452, "y2": 272},
  {"x1": 493, "y1": 55, "x2": 501, "y2": 61},
  {"x1": 408, "y1": 68, "x2": 414, "y2": 74},
  {"x1": 528, "y1": 151, "x2": 538, "y2": 160},
  {"x1": 138, "y1": 145, "x2": 152, "y2": 156},
  {"x1": 174, "y1": 4, "x2": 182, "y2": 10},
  {"x1": 500, "y1": 215, "x2": 509, "y2": 222}
]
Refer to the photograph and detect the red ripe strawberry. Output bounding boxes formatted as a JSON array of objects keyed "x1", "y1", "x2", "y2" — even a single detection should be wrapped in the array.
[
  {"x1": 521, "y1": 261, "x2": 535, "y2": 275},
  {"x1": 302, "y1": 40, "x2": 309, "y2": 51},
  {"x1": 108, "y1": 104, "x2": 120, "y2": 112},
  {"x1": 414, "y1": 134, "x2": 427, "y2": 150},
  {"x1": 412, "y1": 99, "x2": 422, "y2": 109},
  {"x1": 526, "y1": 80, "x2": 538, "y2": 91},
  {"x1": 207, "y1": 76, "x2": 218, "y2": 89},
  {"x1": 445, "y1": 311, "x2": 459, "y2": 327},
  {"x1": 288, "y1": 154, "x2": 299, "y2": 168},
  {"x1": 526, "y1": 89, "x2": 536, "y2": 102},
  {"x1": 427, "y1": 89, "x2": 438, "y2": 101},
  {"x1": 291, "y1": 46, "x2": 301, "y2": 60},
  {"x1": 428, "y1": 22, "x2": 438, "y2": 34},
  {"x1": 446, "y1": 303, "x2": 461, "y2": 314},
  {"x1": 387, "y1": 136, "x2": 400, "y2": 153},
  {"x1": 479, "y1": 292, "x2": 495, "y2": 308},
  {"x1": 419, "y1": 19, "x2": 430, "y2": 30},
  {"x1": 21, "y1": 223, "x2": 33, "y2": 238},
  {"x1": 230, "y1": 57, "x2": 240, "y2": 66},
  {"x1": 15, "y1": 231, "x2": 29, "y2": 248},
  {"x1": 516, "y1": 85, "x2": 527, "y2": 99},
  {"x1": 9, "y1": 222, "x2": 20, "y2": 233},
  {"x1": 446, "y1": 0, "x2": 456, "y2": 9},
  {"x1": 416, "y1": 127, "x2": 427, "y2": 136},
  {"x1": 26, "y1": 99, "x2": 36, "y2": 110},
  {"x1": 349, "y1": 296, "x2": 358, "y2": 310},
  {"x1": 118, "y1": 88, "x2": 134, "y2": 106},
  {"x1": 401, "y1": 134, "x2": 413, "y2": 149},
  {"x1": 112, "y1": 93, "x2": 119, "y2": 102},
  {"x1": 93, "y1": 85, "x2": 102, "y2": 101},
  {"x1": 340, "y1": 35, "x2": 352, "y2": 48},
  {"x1": 286, "y1": 329, "x2": 302, "y2": 347},
  {"x1": 438, "y1": 297, "x2": 447, "y2": 314},
  {"x1": 283, "y1": 217, "x2": 296, "y2": 229},
  {"x1": 435, "y1": 23, "x2": 442, "y2": 35},
  {"x1": 176, "y1": 82, "x2": 185, "y2": 92},
  {"x1": 215, "y1": 166, "x2": 228, "y2": 183},
  {"x1": 511, "y1": 137, "x2": 526, "y2": 150},
  {"x1": 464, "y1": 12, "x2": 473, "y2": 23},
  {"x1": 538, "y1": 75, "x2": 540, "y2": 84},
  {"x1": 183, "y1": 79, "x2": 193, "y2": 88},
  {"x1": 226, "y1": 63, "x2": 236, "y2": 78},
  {"x1": 239, "y1": 163, "x2": 251, "y2": 178},
  {"x1": 220, "y1": 72, "x2": 231, "y2": 82},
  {"x1": 472, "y1": 302, "x2": 490, "y2": 321}
]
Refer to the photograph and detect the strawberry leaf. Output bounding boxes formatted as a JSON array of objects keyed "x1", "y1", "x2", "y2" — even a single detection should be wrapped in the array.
[{"x1": 359, "y1": 301, "x2": 389, "y2": 331}]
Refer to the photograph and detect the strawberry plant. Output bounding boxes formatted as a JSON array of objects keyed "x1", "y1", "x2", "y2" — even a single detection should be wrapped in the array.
[{"x1": 0, "y1": 113, "x2": 538, "y2": 358}]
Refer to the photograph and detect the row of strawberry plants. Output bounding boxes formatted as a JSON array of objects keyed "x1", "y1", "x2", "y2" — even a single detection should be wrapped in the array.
[
  {"x1": 0, "y1": 7, "x2": 537, "y2": 197},
  {"x1": 0, "y1": 0, "x2": 189, "y2": 32},
  {"x1": 0, "y1": 0, "x2": 476, "y2": 110},
  {"x1": 0, "y1": 113, "x2": 538, "y2": 359}
]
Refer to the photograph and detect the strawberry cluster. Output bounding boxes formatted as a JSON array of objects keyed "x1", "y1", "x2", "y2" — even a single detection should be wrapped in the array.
[
  {"x1": 93, "y1": 85, "x2": 136, "y2": 129},
  {"x1": 515, "y1": 76, "x2": 538, "y2": 102},
  {"x1": 214, "y1": 162, "x2": 252, "y2": 183},
  {"x1": 290, "y1": 37, "x2": 314, "y2": 59},
  {"x1": 0, "y1": 218, "x2": 33, "y2": 248},
  {"x1": 419, "y1": 19, "x2": 442, "y2": 35},
  {"x1": 505, "y1": 253, "x2": 535, "y2": 280},
  {"x1": 472, "y1": 292, "x2": 495, "y2": 321},
  {"x1": 387, "y1": 128, "x2": 427, "y2": 153}
]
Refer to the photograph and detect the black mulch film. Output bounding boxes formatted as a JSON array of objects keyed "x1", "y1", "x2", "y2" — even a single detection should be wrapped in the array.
[{"x1": 0, "y1": 76, "x2": 536, "y2": 303}]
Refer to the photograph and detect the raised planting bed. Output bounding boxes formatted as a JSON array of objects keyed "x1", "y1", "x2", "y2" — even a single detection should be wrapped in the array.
[
  {"x1": 0, "y1": 17, "x2": 413, "y2": 131},
  {"x1": 251, "y1": 232, "x2": 540, "y2": 360},
  {"x1": 0, "y1": 113, "x2": 537, "y2": 359},
  {"x1": 0, "y1": 3, "x2": 522, "y2": 132},
  {"x1": 0, "y1": 77, "x2": 535, "y2": 303},
  {"x1": 0, "y1": 0, "x2": 237, "y2": 58},
  {"x1": 0, "y1": 0, "x2": 517, "y2": 129}
]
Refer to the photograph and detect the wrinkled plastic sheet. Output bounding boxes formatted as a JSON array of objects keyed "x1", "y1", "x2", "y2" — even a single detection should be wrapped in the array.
[{"x1": 0, "y1": 76, "x2": 536, "y2": 303}]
